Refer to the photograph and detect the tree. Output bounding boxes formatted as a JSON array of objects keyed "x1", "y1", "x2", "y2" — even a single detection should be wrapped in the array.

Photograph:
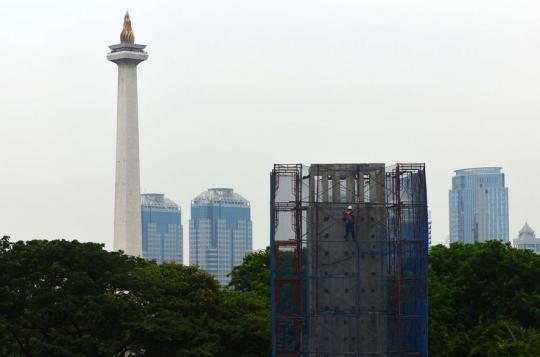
[
  {"x1": 125, "y1": 263, "x2": 223, "y2": 357},
  {"x1": 0, "y1": 237, "x2": 263, "y2": 356},
  {"x1": 0, "y1": 236, "x2": 148, "y2": 356},
  {"x1": 0, "y1": 237, "x2": 273, "y2": 356},
  {"x1": 216, "y1": 290, "x2": 271, "y2": 357},
  {"x1": 228, "y1": 247, "x2": 270, "y2": 300},
  {"x1": 3, "y1": 236, "x2": 540, "y2": 356},
  {"x1": 429, "y1": 241, "x2": 540, "y2": 356},
  {"x1": 225, "y1": 248, "x2": 271, "y2": 356}
]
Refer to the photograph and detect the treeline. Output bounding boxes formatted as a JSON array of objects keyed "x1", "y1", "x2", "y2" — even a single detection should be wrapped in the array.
[
  {"x1": 0, "y1": 237, "x2": 269, "y2": 357},
  {"x1": 429, "y1": 241, "x2": 540, "y2": 355},
  {"x1": 1, "y1": 236, "x2": 539, "y2": 356}
]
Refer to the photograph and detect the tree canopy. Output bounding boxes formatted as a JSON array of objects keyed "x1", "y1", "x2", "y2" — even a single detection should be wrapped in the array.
[
  {"x1": 0, "y1": 236, "x2": 268, "y2": 357},
  {"x1": 228, "y1": 247, "x2": 270, "y2": 300},
  {"x1": 429, "y1": 241, "x2": 540, "y2": 356},
  {"x1": 2, "y1": 236, "x2": 539, "y2": 356}
]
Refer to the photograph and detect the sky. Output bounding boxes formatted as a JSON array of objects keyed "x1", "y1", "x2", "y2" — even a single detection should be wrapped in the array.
[{"x1": 1, "y1": 0, "x2": 539, "y2": 263}]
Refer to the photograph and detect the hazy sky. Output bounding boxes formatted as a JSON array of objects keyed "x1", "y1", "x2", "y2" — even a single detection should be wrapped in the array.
[{"x1": 1, "y1": 1, "x2": 539, "y2": 262}]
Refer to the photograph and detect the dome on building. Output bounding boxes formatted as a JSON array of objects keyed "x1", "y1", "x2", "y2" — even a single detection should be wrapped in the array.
[
  {"x1": 141, "y1": 193, "x2": 179, "y2": 210},
  {"x1": 192, "y1": 188, "x2": 249, "y2": 206},
  {"x1": 514, "y1": 222, "x2": 540, "y2": 254},
  {"x1": 518, "y1": 222, "x2": 535, "y2": 239}
]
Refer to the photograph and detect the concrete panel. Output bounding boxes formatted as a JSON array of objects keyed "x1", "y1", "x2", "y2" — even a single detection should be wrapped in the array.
[{"x1": 307, "y1": 164, "x2": 392, "y2": 356}]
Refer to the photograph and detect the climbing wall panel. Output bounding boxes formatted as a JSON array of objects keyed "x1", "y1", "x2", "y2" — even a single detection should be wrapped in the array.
[{"x1": 271, "y1": 163, "x2": 428, "y2": 357}]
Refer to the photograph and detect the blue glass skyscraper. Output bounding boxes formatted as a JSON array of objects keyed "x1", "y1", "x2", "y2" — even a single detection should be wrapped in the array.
[
  {"x1": 141, "y1": 193, "x2": 183, "y2": 264},
  {"x1": 189, "y1": 188, "x2": 252, "y2": 285},
  {"x1": 449, "y1": 167, "x2": 509, "y2": 243}
]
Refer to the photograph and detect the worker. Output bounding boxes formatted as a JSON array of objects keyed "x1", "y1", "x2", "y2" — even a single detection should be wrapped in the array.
[{"x1": 343, "y1": 205, "x2": 355, "y2": 241}]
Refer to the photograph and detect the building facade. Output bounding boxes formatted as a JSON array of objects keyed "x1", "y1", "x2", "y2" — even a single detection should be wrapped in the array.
[
  {"x1": 141, "y1": 194, "x2": 183, "y2": 264},
  {"x1": 513, "y1": 222, "x2": 540, "y2": 254},
  {"x1": 189, "y1": 188, "x2": 252, "y2": 285},
  {"x1": 449, "y1": 167, "x2": 509, "y2": 244}
]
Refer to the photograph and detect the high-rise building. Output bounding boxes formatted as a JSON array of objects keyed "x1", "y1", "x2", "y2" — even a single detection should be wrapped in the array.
[
  {"x1": 513, "y1": 222, "x2": 540, "y2": 254},
  {"x1": 107, "y1": 12, "x2": 148, "y2": 256},
  {"x1": 141, "y1": 194, "x2": 183, "y2": 264},
  {"x1": 449, "y1": 167, "x2": 509, "y2": 244},
  {"x1": 189, "y1": 188, "x2": 252, "y2": 285}
]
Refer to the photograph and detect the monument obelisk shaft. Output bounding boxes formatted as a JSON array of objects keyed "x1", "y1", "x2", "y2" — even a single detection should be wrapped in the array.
[{"x1": 107, "y1": 12, "x2": 148, "y2": 255}]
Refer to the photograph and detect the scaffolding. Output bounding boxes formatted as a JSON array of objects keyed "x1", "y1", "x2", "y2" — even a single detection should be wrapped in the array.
[{"x1": 271, "y1": 163, "x2": 428, "y2": 356}]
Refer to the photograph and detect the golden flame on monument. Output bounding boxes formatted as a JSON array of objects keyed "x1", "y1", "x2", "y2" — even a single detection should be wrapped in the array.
[{"x1": 120, "y1": 11, "x2": 135, "y2": 44}]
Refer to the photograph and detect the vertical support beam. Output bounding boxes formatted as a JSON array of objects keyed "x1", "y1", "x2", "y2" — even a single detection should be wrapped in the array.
[
  {"x1": 309, "y1": 171, "x2": 315, "y2": 204},
  {"x1": 322, "y1": 171, "x2": 329, "y2": 203},
  {"x1": 270, "y1": 169, "x2": 277, "y2": 357},
  {"x1": 332, "y1": 172, "x2": 341, "y2": 203},
  {"x1": 346, "y1": 172, "x2": 355, "y2": 203},
  {"x1": 369, "y1": 169, "x2": 382, "y2": 204},
  {"x1": 358, "y1": 171, "x2": 365, "y2": 203}
]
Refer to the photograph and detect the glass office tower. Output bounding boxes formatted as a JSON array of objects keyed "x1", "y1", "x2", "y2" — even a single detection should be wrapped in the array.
[
  {"x1": 189, "y1": 188, "x2": 252, "y2": 284},
  {"x1": 449, "y1": 167, "x2": 509, "y2": 243},
  {"x1": 141, "y1": 193, "x2": 183, "y2": 264}
]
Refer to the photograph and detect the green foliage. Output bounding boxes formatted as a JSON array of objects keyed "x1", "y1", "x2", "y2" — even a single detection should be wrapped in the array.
[
  {"x1": 429, "y1": 241, "x2": 540, "y2": 356},
  {"x1": 125, "y1": 263, "x2": 223, "y2": 356},
  {"x1": 226, "y1": 248, "x2": 271, "y2": 356},
  {"x1": 0, "y1": 236, "x2": 145, "y2": 356},
  {"x1": 218, "y1": 290, "x2": 271, "y2": 357},
  {"x1": 228, "y1": 247, "x2": 270, "y2": 300},
  {"x1": 0, "y1": 236, "x2": 270, "y2": 357},
  {"x1": 3, "y1": 235, "x2": 539, "y2": 356}
]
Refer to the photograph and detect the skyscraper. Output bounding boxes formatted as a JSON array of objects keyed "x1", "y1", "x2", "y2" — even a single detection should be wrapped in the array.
[
  {"x1": 107, "y1": 12, "x2": 148, "y2": 256},
  {"x1": 141, "y1": 194, "x2": 183, "y2": 264},
  {"x1": 449, "y1": 167, "x2": 509, "y2": 243},
  {"x1": 189, "y1": 188, "x2": 252, "y2": 285}
]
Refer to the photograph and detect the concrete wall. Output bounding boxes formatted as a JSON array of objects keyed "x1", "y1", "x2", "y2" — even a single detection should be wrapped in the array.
[{"x1": 307, "y1": 164, "x2": 395, "y2": 355}]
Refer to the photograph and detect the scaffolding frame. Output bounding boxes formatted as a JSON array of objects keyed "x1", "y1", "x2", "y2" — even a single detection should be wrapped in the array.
[{"x1": 271, "y1": 163, "x2": 428, "y2": 356}]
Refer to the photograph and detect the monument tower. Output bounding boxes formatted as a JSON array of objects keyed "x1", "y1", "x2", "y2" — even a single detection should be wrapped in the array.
[{"x1": 107, "y1": 12, "x2": 148, "y2": 255}]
